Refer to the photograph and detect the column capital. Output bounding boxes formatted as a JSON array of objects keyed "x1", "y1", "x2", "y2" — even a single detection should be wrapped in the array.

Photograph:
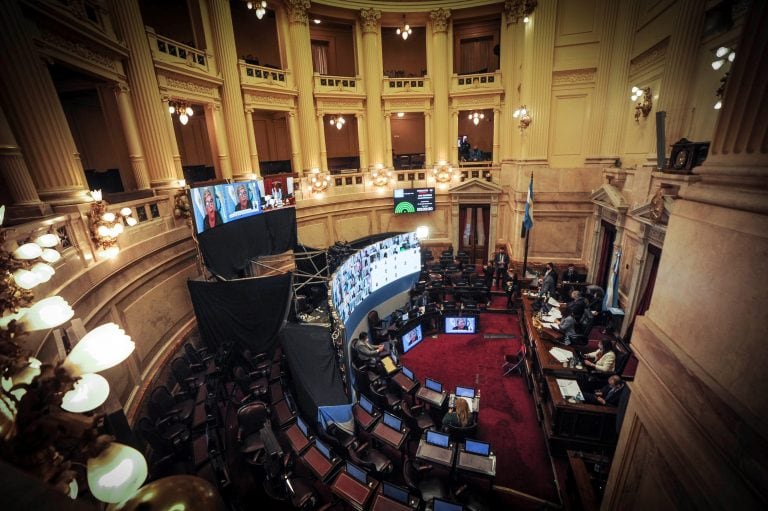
[
  {"x1": 316, "y1": 111, "x2": 325, "y2": 118},
  {"x1": 504, "y1": 0, "x2": 536, "y2": 25},
  {"x1": 383, "y1": 112, "x2": 391, "y2": 119},
  {"x1": 286, "y1": 0, "x2": 311, "y2": 25},
  {"x1": 288, "y1": 110, "x2": 297, "y2": 118},
  {"x1": 244, "y1": 107, "x2": 254, "y2": 114},
  {"x1": 354, "y1": 112, "x2": 365, "y2": 119},
  {"x1": 205, "y1": 102, "x2": 223, "y2": 112},
  {"x1": 359, "y1": 8, "x2": 381, "y2": 33},
  {"x1": 112, "y1": 82, "x2": 130, "y2": 95},
  {"x1": 430, "y1": 8, "x2": 451, "y2": 33}
]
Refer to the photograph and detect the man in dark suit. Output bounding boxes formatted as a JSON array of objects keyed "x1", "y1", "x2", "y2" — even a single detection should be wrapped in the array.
[
  {"x1": 493, "y1": 247, "x2": 509, "y2": 289},
  {"x1": 562, "y1": 264, "x2": 578, "y2": 282},
  {"x1": 582, "y1": 375, "x2": 625, "y2": 406}
]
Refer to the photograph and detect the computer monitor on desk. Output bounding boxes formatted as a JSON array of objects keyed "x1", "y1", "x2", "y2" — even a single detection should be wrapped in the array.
[
  {"x1": 464, "y1": 438, "x2": 491, "y2": 457},
  {"x1": 359, "y1": 395, "x2": 375, "y2": 415},
  {"x1": 383, "y1": 411, "x2": 403, "y2": 432},
  {"x1": 425, "y1": 378, "x2": 443, "y2": 393},
  {"x1": 382, "y1": 481, "x2": 410, "y2": 506},
  {"x1": 315, "y1": 439, "x2": 333, "y2": 461},
  {"x1": 296, "y1": 416, "x2": 310, "y2": 438},
  {"x1": 455, "y1": 386, "x2": 475, "y2": 399},
  {"x1": 426, "y1": 430, "x2": 450, "y2": 448},
  {"x1": 401, "y1": 366, "x2": 414, "y2": 381},
  {"x1": 346, "y1": 461, "x2": 369, "y2": 485}
]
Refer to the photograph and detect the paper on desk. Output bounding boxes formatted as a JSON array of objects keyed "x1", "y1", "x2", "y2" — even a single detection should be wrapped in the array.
[
  {"x1": 549, "y1": 347, "x2": 572, "y2": 363},
  {"x1": 556, "y1": 378, "x2": 584, "y2": 401},
  {"x1": 548, "y1": 297, "x2": 561, "y2": 307}
]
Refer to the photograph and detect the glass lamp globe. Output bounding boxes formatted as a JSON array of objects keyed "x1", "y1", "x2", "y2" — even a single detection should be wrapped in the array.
[{"x1": 87, "y1": 443, "x2": 148, "y2": 504}]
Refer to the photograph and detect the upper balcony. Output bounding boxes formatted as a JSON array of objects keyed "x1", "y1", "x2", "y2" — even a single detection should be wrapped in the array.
[
  {"x1": 239, "y1": 61, "x2": 291, "y2": 91},
  {"x1": 382, "y1": 76, "x2": 432, "y2": 98},
  {"x1": 313, "y1": 74, "x2": 365, "y2": 97},
  {"x1": 146, "y1": 28, "x2": 215, "y2": 81},
  {"x1": 451, "y1": 71, "x2": 503, "y2": 95}
]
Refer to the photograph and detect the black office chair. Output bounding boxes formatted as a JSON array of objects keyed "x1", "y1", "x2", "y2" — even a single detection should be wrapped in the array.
[
  {"x1": 400, "y1": 400, "x2": 436, "y2": 434},
  {"x1": 402, "y1": 455, "x2": 449, "y2": 503},
  {"x1": 237, "y1": 401, "x2": 270, "y2": 466},
  {"x1": 503, "y1": 344, "x2": 526, "y2": 376},
  {"x1": 170, "y1": 357, "x2": 205, "y2": 393},
  {"x1": 347, "y1": 441, "x2": 393, "y2": 477},
  {"x1": 148, "y1": 385, "x2": 195, "y2": 426},
  {"x1": 443, "y1": 421, "x2": 478, "y2": 443}
]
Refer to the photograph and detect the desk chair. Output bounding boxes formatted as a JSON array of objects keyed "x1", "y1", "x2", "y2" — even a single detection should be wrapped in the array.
[
  {"x1": 347, "y1": 441, "x2": 393, "y2": 477},
  {"x1": 443, "y1": 422, "x2": 478, "y2": 443},
  {"x1": 402, "y1": 456, "x2": 449, "y2": 504},
  {"x1": 502, "y1": 344, "x2": 526, "y2": 376},
  {"x1": 237, "y1": 401, "x2": 270, "y2": 466},
  {"x1": 401, "y1": 400, "x2": 436, "y2": 434}
]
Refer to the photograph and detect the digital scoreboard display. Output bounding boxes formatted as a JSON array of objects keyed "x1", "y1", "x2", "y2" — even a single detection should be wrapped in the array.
[{"x1": 393, "y1": 187, "x2": 435, "y2": 214}]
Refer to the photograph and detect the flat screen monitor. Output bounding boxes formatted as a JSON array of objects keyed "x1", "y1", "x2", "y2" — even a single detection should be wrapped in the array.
[
  {"x1": 401, "y1": 324, "x2": 424, "y2": 354},
  {"x1": 359, "y1": 395, "x2": 375, "y2": 415},
  {"x1": 444, "y1": 316, "x2": 477, "y2": 334},
  {"x1": 425, "y1": 430, "x2": 450, "y2": 448},
  {"x1": 346, "y1": 461, "x2": 367, "y2": 485},
  {"x1": 296, "y1": 416, "x2": 309, "y2": 437},
  {"x1": 425, "y1": 378, "x2": 442, "y2": 393},
  {"x1": 315, "y1": 439, "x2": 332, "y2": 460},
  {"x1": 433, "y1": 497, "x2": 464, "y2": 511},
  {"x1": 382, "y1": 482, "x2": 409, "y2": 504},
  {"x1": 400, "y1": 311, "x2": 409, "y2": 322},
  {"x1": 455, "y1": 386, "x2": 475, "y2": 399},
  {"x1": 383, "y1": 411, "x2": 402, "y2": 431},
  {"x1": 464, "y1": 439, "x2": 491, "y2": 457},
  {"x1": 394, "y1": 187, "x2": 435, "y2": 214},
  {"x1": 190, "y1": 180, "x2": 262, "y2": 234},
  {"x1": 401, "y1": 366, "x2": 414, "y2": 380}
]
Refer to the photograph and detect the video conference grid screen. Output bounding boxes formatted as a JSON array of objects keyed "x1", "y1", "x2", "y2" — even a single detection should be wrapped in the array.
[
  {"x1": 401, "y1": 324, "x2": 424, "y2": 354},
  {"x1": 393, "y1": 187, "x2": 435, "y2": 214},
  {"x1": 444, "y1": 316, "x2": 477, "y2": 334},
  {"x1": 189, "y1": 176, "x2": 295, "y2": 234},
  {"x1": 330, "y1": 232, "x2": 421, "y2": 324}
]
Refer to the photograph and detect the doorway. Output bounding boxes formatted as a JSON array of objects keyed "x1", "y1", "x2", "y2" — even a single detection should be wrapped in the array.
[
  {"x1": 595, "y1": 220, "x2": 617, "y2": 288},
  {"x1": 458, "y1": 205, "x2": 490, "y2": 265}
]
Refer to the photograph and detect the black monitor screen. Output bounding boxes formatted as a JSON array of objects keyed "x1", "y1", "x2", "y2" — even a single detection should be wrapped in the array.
[
  {"x1": 346, "y1": 461, "x2": 367, "y2": 484},
  {"x1": 425, "y1": 378, "x2": 442, "y2": 393},
  {"x1": 382, "y1": 482, "x2": 409, "y2": 504},
  {"x1": 426, "y1": 430, "x2": 450, "y2": 448},
  {"x1": 465, "y1": 439, "x2": 490, "y2": 457},
  {"x1": 433, "y1": 497, "x2": 463, "y2": 511},
  {"x1": 401, "y1": 324, "x2": 424, "y2": 353},
  {"x1": 315, "y1": 439, "x2": 332, "y2": 460},
  {"x1": 383, "y1": 412, "x2": 402, "y2": 431},
  {"x1": 401, "y1": 366, "x2": 414, "y2": 380},
  {"x1": 394, "y1": 187, "x2": 435, "y2": 214},
  {"x1": 296, "y1": 416, "x2": 309, "y2": 437},
  {"x1": 455, "y1": 386, "x2": 475, "y2": 399},
  {"x1": 444, "y1": 316, "x2": 477, "y2": 334},
  {"x1": 359, "y1": 395, "x2": 374, "y2": 415}
]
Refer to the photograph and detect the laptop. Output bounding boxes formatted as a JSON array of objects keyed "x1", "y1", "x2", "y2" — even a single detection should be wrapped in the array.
[
  {"x1": 401, "y1": 366, "x2": 414, "y2": 380},
  {"x1": 455, "y1": 386, "x2": 475, "y2": 399},
  {"x1": 296, "y1": 416, "x2": 310, "y2": 437},
  {"x1": 464, "y1": 438, "x2": 491, "y2": 457},
  {"x1": 426, "y1": 430, "x2": 450, "y2": 448},
  {"x1": 381, "y1": 481, "x2": 410, "y2": 505},
  {"x1": 425, "y1": 378, "x2": 443, "y2": 393},
  {"x1": 433, "y1": 497, "x2": 464, "y2": 511},
  {"x1": 359, "y1": 395, "x2": 375, "y2": 415},
  {"x1": 417, "y1": 430, "x2": 453, "y2": 465},
  {"x1": 459, "y1": 438, "x2": 496, "y2": 475},
  {"x1": 383, "y1": 411, "x2": 403, "y2": 432},
  {"x1": 315, "y1": 439, "x2": 333, "y2": 460}
]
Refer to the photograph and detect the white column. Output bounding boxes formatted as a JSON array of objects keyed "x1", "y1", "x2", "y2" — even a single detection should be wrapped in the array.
[
  {"x1": 244, "y1": 108, "x2": 261, "y2": 177},
  {"x1": 355, "y1": 112, "x2": 368, "y2": 170},
  {"x1": 492, "y1": 108, "x2": 501, "y2": 164},
  {"x1": 287, "y1": 111, "x2": 302, "y2": 174},
  {"x1": 317, "y1": 112, "x2": 328, "y2": 172},
  {"x1": 160, "y1": 97, "x2": 184, "y2": 178},
  {"x1": 384, "y1": 113, "x2": 393, "y2": 168}
]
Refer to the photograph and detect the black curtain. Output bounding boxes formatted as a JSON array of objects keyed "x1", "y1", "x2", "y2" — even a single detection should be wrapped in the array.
[
  {"x1": 197, "y1": 208, "x2": 297, "y2": 279},
  {"x1": 280, "y1": 323, "x2": 348, "y2": 421},
  {"x1": 187, "y1": 274, "x2": 292, "y2": 353}
]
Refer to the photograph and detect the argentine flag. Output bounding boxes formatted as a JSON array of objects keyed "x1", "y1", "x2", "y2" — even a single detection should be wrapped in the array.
[
  {"x1": 603, "y1": 248, "x2": 622, "y2": 311},
  {"x1": 523, "y1": 174, "x2": 534, "y2": 232}
]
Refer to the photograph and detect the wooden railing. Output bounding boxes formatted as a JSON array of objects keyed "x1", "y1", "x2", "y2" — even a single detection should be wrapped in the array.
[
  {"x1": 452, "y1": 71, "x2": 503, "y2": 91},
  {"x1": 382, "y1": 76, "x2": 431, "y2": 94},
  {"x1": 314, "y1": 74, "x2": 363, "y2": 94},
  {"x1": 240, "y1": 62, "x2": 289, "y2": 88}
]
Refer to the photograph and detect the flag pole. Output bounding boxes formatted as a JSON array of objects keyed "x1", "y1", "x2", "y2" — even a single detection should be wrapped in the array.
[{"x1": 522, "y1": 228, "x2": 530, "y2": 278}]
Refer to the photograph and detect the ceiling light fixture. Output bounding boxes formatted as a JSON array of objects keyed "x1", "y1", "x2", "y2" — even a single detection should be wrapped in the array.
[
  {"x1": 468, "y1": 111, "x2": 485, "y2": 126},
  {"x1": 247, "y1": 1, "x2": 267, "y2": 20},
  {"x1": 329, "y1": 115, "x2": 346, "y2": 130},
  {"x1": 396, "y1": 15, "x2": 412, "y2": 40},
  {"x1": 168, "y1": 101, "x2": 194, "y2": 125}
]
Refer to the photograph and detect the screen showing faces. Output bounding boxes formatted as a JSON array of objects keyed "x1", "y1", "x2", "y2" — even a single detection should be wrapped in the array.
[
  {"x1": 296, "y1": 416, "x2": 309, "y2": 437},
  {"x1": 346, "y1": 461, "x2": 367, "y2": 484},
  {"x1": 425, "y1": 378, "x2": 442, "y2": 393},
  {"x1": 465, "y1": 439, "x2": 491, "y2": 457},
  {"x1": 401, "y1": 366, "x2": 414, "y2": 380},
  {"x1": 382, "y1": 482, "x2": 409, "y2": 504},
  {"x1": 426, "y1": 430, "x2": 450, "y2": 448},
  {"x1": 401, "y1": 324, "x2": 423, "y2": 354},
  {"x1": 393, "y1": 187, "x2": 435, "y2": 214},
  {"x1": 315, "y1": 439, "x2": 332, "y2": 460},
  {"x1": 331, "y1": 233, "x2": 421, "y2": 325},
  {"x1": 433, "y1": 497, "x2": 463, "y2": 511},
  {"x1": 190, "y1": 181, "x2": 262, "y2": 234},
  {"x1": 383, "y1": 412, "x2": 402, "y2": 431},
  {"x1": 444, "y1": 316, "x2": 477, "y2": 334},
  {"x1": 359, "y1": 395, "x2": 374, "y2": 415},
  {"x1": 455, "y1": 386, "x2": 475, "y2": 399}
]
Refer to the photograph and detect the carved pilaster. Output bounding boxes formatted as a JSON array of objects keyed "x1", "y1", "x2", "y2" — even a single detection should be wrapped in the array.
[
  {"x1": 359, "y1": 8, "x2": 380, "y2": 34},
  {"x1": 286, "y1": 0, "x2": 310, "y2": 25},
  {"x1": 429, "y1": 8, "x2": 451, "y2": 33}
]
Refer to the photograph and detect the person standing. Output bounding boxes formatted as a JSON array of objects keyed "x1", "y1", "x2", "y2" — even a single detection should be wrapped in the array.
[
  {"x1": 493, "y1": 247, "x2": 509, "y2": 289},
  {"x1": 539, "y1": 262, "x2": 557, "y2": 296}
]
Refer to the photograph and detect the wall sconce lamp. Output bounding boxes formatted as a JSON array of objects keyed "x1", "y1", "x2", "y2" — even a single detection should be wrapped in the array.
[
  {"x1": 711, "y1": 46, "x2": 735, "y2": 70},
  {"x1": 714, "y1": 72, "x2": 729, "y2": 110},
  {"x1": 512, "y1": 105, "x2": 532, "y2": 132},
  {"x1": 468, "y1": 111, "x2": 485, "y2": 125},
  {"x1": 247, "y1": 1, "x2": 267, "y2": 19},
  {"x1": 88, "y1": 190, "x2": 136, "y2": 259},
  {"x1": 396, "y1": 15, "x2": 412, "y2": 40},
  {"x1": 631, "y1": 86, "x2": 653, "y2": 122},
  {"x1": 371, "y1": 166, "x2": 392, "y2": 188},
  {"x1": 329, "y1": 115, "x2": 345, "y2": 130},
  {"x1": 168, "y1": 101, "x2": 194, "y2": 125},
  {"x1": 309, "y1": 170, "x2": 331, "y2": 194}
]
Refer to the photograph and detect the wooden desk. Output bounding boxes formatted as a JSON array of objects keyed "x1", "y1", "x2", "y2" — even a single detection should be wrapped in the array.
[
  {"x1": 520, "y1": 296, "x2": 587, "y2": 377},
  {"x1": 331, "y1": 471, "x2": 378, "y2": 511},
  {"x1": 283, "y1": 423, "x2": 310, "y2": 455},
  {"x1": 456, "y1": 450, "x2": 496, "y2": 477},
  {"x1": 392, "y1": 372, "x2": 418, "y2": 394},
  {"x1": 272, "y1": 398, "x2": 295, "y2": 429},
  {"x1": 301, "y1": 444, "x2": 341, "y2": 482},
  {"x1": 415, "y1": 439, "x2": 456, "y2": 468},
  {"x1": 371, "y1": 422, "x2": 408, "y2": 450},
  {"x1": 566, "y1": 450, "x2": 610, "y2": 511},
  {"x1": 353, "y1": 403, "x2": 380, "y2": 431},
  {"x1": 415, "y1": 387, "x2": 447, "y2": 408}
]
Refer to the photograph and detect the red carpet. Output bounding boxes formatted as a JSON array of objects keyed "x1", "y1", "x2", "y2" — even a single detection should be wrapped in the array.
[{"x1": 400, "y1": 311, "x2": 559, "y2": 504}]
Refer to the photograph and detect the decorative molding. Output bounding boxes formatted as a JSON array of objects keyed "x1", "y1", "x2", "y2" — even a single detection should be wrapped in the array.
[
  {"x1": 630, "y1": 38, "x2": 669, "y2": 76},
  {"x1": 320, "y1": 99, "x2": 363, "y2": 109},
  {"x1": 285, "y1": 0, "x2": 311, "y2": 24},
  {"x1": 429, "y1": 8, "x2": 451, "y2": 33},
  {"x1": 165, "y1": 77, "x2": 216, "y2": 97},
  {"x1": 552, "y1": 68, "x2": 596, "y2": 85},
  {"x1": 38, "y1": 29, "x2": 116, "y2": 71},
  {"x1": 388, "y1": 99, "x2": 429, "y2": 109},
  {"x1": 451, "y1": 96, "x2": 500, "y2": 108},
  {"x1": 359, "y1": 8, "x2": 381, "y2": 33},
  {"x1": 504, "y1": 0, "x2": 538, "y2": 25},
  {"x1": 249, "y1": 94, "x2": 294, "y2": 107}
]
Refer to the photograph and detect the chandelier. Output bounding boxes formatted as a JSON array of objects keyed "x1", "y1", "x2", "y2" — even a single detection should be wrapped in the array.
[
  {"x1": 247, "y1": 1, "x2": 267, "y2": 19},
  {"x1": 329, "y1": 114, "x2": 346, "y2": 130},
  {"x1": 396, "y1": 15, "x2": 412, "y2": 40},
  {"x1": 88, "y1": 190, "x2": 137, "y2": 259},
  {"x1": 168, "y1": 101, "x2": 194, "y2": 125},
  {"x1": 468, "y1": 111, "x2": 485, "y2": 125},
  {"x1": 309, "y1": 169, "x2": 331, "y2": 194}
]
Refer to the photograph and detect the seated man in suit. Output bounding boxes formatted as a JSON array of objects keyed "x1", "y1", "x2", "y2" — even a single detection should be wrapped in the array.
[
  {"x1": 353, "y1": 332, "x2": 385, "y2": 365},
  {"x1": 582, "y1": 375, "x2": 626, "y2": 406},
  {"x1": 565, "y1": 290, "x2": 589, "y2": 318},
  {"x1": 562, "y1": 264, "x2": 578, "y2": 282}
]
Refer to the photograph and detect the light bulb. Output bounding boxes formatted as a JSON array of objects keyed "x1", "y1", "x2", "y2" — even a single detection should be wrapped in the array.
[
  {"x1": 396, "y1": 28, "x2": 401, "y2": 35},
  {"x1": 20, "y1": 296, "x2": 74, "y2": 331},
  {"x1": 715, "y1": 46, "x2": 729, "y2": 58},
  {"x1": 126, "y1": 217, "x2": 138, "y2": 227},
  {"x1": 404, "y1": 24, "x2": 410, "y2": 31},
  {"x1": 329, "y1": 118, "x2": 335, "y2": 125},
  {"x1": 336, "y1": 123, "x2": 343, "y2": 130},
  {"x1": 87, "y1": 443, "x2": 147, "y2": 504},
  {"x1": 186, "y1": 106, "x2": 194, "y2": 116},
  {"x1": 523, "y1": 16, "x2": 530, "y2": 23},
  {"x1": 62, "y1": 373, "x2": 110, "y2": 413},
  {"x1": 179, "y1": 113, "x2": 189, "y2": 125},
  {"x1": 12, "y1": 269, "x2": 40, "y2": 290},
  {"x1": 63, "y1": 322, "x2": 135, "y2": 375},
  {"x1": 714, "y1": 100, "x2": 722, "y2": 110},
  {"x1": 97, "y1": 225, "x2": 110, "y2": 237},
  {"x1": 728, "y1": 52, "x2": 735, "y2": 62},
  {"x1": 113, "y1": 223, "x2": 124, "y2": 235},
  {"x1": 34, "y1": 233, "x2": 59, "y2": 248},
  {"x1": 711, "y1": 59, "x2": 725, "y2": 70},
  {"x1": 402, "y1": 31, "x2": 408, "y2": 40},
  {"x1": 120, "y1": 207, "x2": 132, "y2": 217},
  {"x1": 30, "y1": 262, "x2": 55, "y2": 283},
  {"x1": 631, "y1": 86, "x2": 639, "y2": 93},
  {"x1": 247, "y1": 1, "x2": 253, "y2": 8},
  {"x1": 473, "y1": 117, "x2": 479, "y2": 125},
  {"x1": 513, "y1": 109, "x2": 520, "y2": 118},
  {"x1": 168, "y1": 105, "x2": 175, "y2": 114},
  {"x1": 40, "y1": 248, "x2": 61, "y2": 263},
  {"x1": 13, "y1": 242, "x2": 42, "y2": 260},
  {"x1": 102, "y1": 212, "x2": 116, "y2": 222},
  {"x1": 91, "y1": 189, "x2": 103, "y2": 201}
]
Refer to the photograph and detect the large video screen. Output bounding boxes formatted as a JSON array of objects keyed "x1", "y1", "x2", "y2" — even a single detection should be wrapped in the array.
[
  {"x1": 401, "y1": 324, "x2": 424, "y2": 353},
  {"x1": 331, "y1": 232, "x2": 421, "y2": 324},
  {"x1": 190, "y1": 176, "x2": 295, "y2": 234},
  {"x1": 444, "y1": 316, "x2": 477, "y2": 334},
  {"x1": 393, "y1": 188, "x2": 435, "y2": 214}
]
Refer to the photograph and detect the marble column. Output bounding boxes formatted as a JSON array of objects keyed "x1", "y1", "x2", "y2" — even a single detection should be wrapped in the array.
[
  {"x1": 317, "y1": 113, "x2": 328, "y2": 172},
  {"x1": 286, "y1": 111, "x2": 302, "y2": 175},
  {"x1": 499, "y1": 5, "x2": 523, "y2": 161},
  {"x1": 160, "y1": 97, "x2": 185, "y2": 178},
  {"x1": 0, "y1": 104, "x2": 43, "y2": 207},
  {"x1": 110, "y1": 0, "x2": 180, "y2": 189},
  {"x1": 205, "y1": 103, "x2": 233, "y2": 179},
  {"x1": 244, "y1": 109, "x2": 261, "y2": 176},
  {"x1": 0, "y1": 0, "x2": 90, "y2": 205},
  {"x1": 450, "y1": 110, "x2": 459, "y2": 166},
  {"x1": 208, "y1": 0, "x2": 252, "y2": 179},
  {"x1": 492, "y1": 108, "x2": 501, "y2": 164},
  {"x1": 424, "y1": 112, "x2": 433, "y2": 167},
  {"x1": 429, "y1": 8, "x2": 451, "y2": 164},
  {"x1": 113, "y1": 84, "x2": 150, "y2": 190},
  {"x1": 285, "y1": 0, "x2": 320, "y2": 172},
  {"x1": 360, "y1": 8, "x2": 385, "y2": 168},
  {"x1": 355, "y1": 113, "x2": 368, "y2": 170}
]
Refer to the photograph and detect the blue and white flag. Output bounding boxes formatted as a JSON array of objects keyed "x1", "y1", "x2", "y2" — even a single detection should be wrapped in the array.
[
  {"x1": 522, "y1": 174, "x2": 534, "y2": 233},
  {"x1": 603, "y1": 248, "x2": 622, "y2": 311}
]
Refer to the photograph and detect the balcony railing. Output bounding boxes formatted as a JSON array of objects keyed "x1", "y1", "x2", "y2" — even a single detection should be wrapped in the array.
[
  {"x1": 314, "y1": 74, "x2": 363, "y2": 94},
  {"x1": 239, "y1": 62, "x2": 289, "y2": 88},
  {"x1": 383, "y1": 76, "x2": 431, "y2": 94},
  {"x1": 452, "y1": 71, "x2": 502, "y2": 91},
  {"x1": 54, "y1": 0, "x2": 111, "y2": 34},
  {"x1": 146, "y1": 29, "x2": 211, "y2": 74}
]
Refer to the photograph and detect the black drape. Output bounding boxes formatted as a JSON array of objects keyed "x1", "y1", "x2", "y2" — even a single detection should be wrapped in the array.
[
  {"x1": 197, "y1": 208, "x2": 298, "y2": 279},
  {"x1": 187, "y1": 274, "x2": 292, "y2": 353},
  {"x1": 280, "y1": 323, "x2": 348, "y2": 420}
]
